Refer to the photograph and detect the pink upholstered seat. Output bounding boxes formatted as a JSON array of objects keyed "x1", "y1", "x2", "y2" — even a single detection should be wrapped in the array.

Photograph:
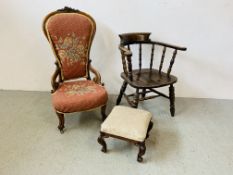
[{"x1": 52, "y1": 80, "x2": 108, "y2": 113}]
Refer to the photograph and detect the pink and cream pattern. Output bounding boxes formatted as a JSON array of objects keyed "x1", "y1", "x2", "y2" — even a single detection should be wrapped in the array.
[
  {"x1": 53, "y1": 33, "x2": 87, "y2": 67},
  {"x1": 63, "y1": 81, "x2": 96, "y2": 96},
  {"x1": 52, "y1": 80, "x2": 108, "y2": 113},
  {"x1": 45, "y1": 13, "x2": 95, "y2": 80}
]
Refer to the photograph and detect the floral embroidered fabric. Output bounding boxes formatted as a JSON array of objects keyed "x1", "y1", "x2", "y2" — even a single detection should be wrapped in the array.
[
  {"x1": 64, "y1": 82, "x2": 96, "y2": 96},
  {"x1": 54, "y1": 33, "x2": 87, "y2": 67},
  {"x1": 46, "y1": 13, "x2": 94, "y2": 80},
  {"x1": 52, "y1": 80, "x2": 108, "y2": 113}
]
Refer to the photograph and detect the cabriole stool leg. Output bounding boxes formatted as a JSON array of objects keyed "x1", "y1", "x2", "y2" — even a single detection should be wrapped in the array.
[
  {"x1": 137, "y1": 142, "x2": 146, "y2": 162},
  {"x1": 146, "y1": 121, "x2": 153, "y2": 139},
  {"x1": 97, "y1": 132, "x2": 107, "y2": 153}
]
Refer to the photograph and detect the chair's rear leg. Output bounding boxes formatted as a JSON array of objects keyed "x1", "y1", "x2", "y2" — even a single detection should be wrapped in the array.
[
  {"x1": 133, "y1": 88, "x2": 140, "y2": 108},
  {"x1": 116, "y1": 81, "x2": 128, "y2": 105},
  {"x1": 56, "y1": 112, "x2": 65, "y2": 133},
  {"x1": 101, "y1": 105, "x2": 107, "y2": 121},
  {"x1": 141, "y1": 88, "x2": 146, "y2": 99},
  {"x1": 169, "y1": 84, "x2": 175, "y2": 117}
]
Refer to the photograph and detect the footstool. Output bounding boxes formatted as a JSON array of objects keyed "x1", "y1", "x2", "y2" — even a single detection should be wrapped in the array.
[{"x1": 97, "y1": 106, "x2": 153, "y2": 162}]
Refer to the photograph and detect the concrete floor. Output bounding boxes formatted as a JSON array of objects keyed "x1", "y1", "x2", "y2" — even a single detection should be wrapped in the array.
[{"x1": 0, "y1": 90, "x2": 232, "y2": 175}]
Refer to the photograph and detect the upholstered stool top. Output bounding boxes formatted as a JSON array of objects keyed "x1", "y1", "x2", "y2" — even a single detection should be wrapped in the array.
[{"x1": 101, "y1": 106, "x2": 152, "y2": 142}]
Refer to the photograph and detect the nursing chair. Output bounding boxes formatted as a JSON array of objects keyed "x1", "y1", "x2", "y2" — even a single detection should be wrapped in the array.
[
  {"x1": 116, "y1": 33, "x2": 187, "y2": 116},
  {"x1": 43, "y1": 7, "x2": 108, "y2": 133}
]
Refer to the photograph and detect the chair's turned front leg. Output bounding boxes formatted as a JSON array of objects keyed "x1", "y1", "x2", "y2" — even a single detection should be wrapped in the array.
[
  {"x1": 137, "y1": 142, "x2": 146, "y2": 162},
  {"x1": 101, "y1": 105, "x2": 107, "y2": 121},
  {"x1": 116, "y1": 81, "x2": 128, "y2": 105},
  {"x1": 169, "y1": 84, "x2": 175, "y2": 117},
  {"x1": 56, "y1": 112, "x2": 65, "y2": 134},
  {"x1": 98, "y1": 132, "x2": 107, "y2": 153}
]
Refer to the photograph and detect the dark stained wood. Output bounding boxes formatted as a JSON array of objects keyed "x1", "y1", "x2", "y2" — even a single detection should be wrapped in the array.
[
  {"x1": 141, "y1": 88, "x2": 146, "y2": 98},
  {"x1": 116, "y1": 81, "x2": 128, "y2": 105},
  {"x1": 120, "y1": 69, "x2": 177, "y2": 88},
  {"x1": 159, "y1": 46, "x2": 166, "y2": 74},
  {"x1": 149, "y1": 88, "x2": 169, "y2": 98},
  {"x1": 119, "y1": 32, "x2": 186, "y2": 50},
  {"x1": 127, "y1": 44, "x2": 131, "y2": 50},
  {"x1": 150, "y1": 44, "x2": 155, "y2": 71},
  {"x1": 56, "y1": 112, "x2": 65, "y2": 134},
  {"x1": 97, "y1": 132, "x2": 107, "y2": 153},
  {"x1": 123, "y1": 93, "x2": 136, "y2": 107},
  {"x1": 97, "y1": 120, "x2": 153, "y2": 163},
  {"x1": 116, "y1": 32, "x2": 187, "y2": 116},
  {"x1": 126, "y1": 54, "x2": 133, "y2": 81},
  {"x1": 121, "y1": 51, "x2": 128, "y2": 76},
  {"x1": 167, "y1": 49, "x2": 177, "y2": 77},
  {"x1": 139, "y1": 43, "x2": 142, "y2": 72},
  {"x1": 146, "y1": 121, "x2": 153, "y2": 139},
  {"x1": 169, "y1": 84, "x2": 175, "y2": 116},
  {"x1": 133, "y1": 88, "x2": 140, "y2": 108},
  {"x1": 56, "y1": 6, "x2": 80, "y2": 13},
  {"x1": 151, "y1": 41, "x2": 187, "y2": 51},
  {"x1": 119, "y1": 33, "x2": 151, "y2": 45},
  {"x1": 137, "y1": 142, "x2": 146, "y2": 162},
  {"x1": 101, "y1": 105, "x2": 107, "y2": 121}
]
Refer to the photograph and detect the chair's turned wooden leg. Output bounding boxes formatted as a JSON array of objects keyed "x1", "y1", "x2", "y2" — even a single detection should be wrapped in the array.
[
  {"x1": 169, "y1": 84, "x2": 175, "y2": 117},
  {"x1": 137, "y1": 142, "x2": 146, "y2": 162},
  {"x1": 97, "y1": 132, "x2": 107, "y2": 153},
  {"x1": 146, "y1": 121, "x2": 153, "y2": 139},
  {"x1": 101, "y1": 105, "x2": 107, "y2": 121},
  {"x1": 141, "y1": 88, "x2": 146, "y2": 98},
  {"x1": 56, "y1": 112, "x2": 65, "y2": 134},
  {"x1": 133, "y1": 88, "x2": 140, "y2": 108},
  {"x1": 116, "y1": 81, "x2": 128, "y2": 105}
]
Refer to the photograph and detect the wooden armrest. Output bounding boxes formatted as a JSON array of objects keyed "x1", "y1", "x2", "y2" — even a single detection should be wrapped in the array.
[
  {"x1": 51, "y1": 62, "x2": 61, "y2": 93},
  {"x1": 118, "y1": 46, "x2": 133, "y2": 81},
  {"x1": 119, "y1": 45, "x2": 132, "y2": 56},
  {"x1": 89, "y1": 64, "x2": 102, "y2": 84},
  {"x1": 151, "y1": 41, "x2": 187, "y2": 51}
]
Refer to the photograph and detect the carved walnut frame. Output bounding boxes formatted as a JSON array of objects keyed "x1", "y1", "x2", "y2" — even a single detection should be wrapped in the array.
[
  {"x1": 42, "y1": 7, "x2": 106, "y2": 133},
  {"x1": 98, "y1": 121, "x2": 153, "y2": 163}
]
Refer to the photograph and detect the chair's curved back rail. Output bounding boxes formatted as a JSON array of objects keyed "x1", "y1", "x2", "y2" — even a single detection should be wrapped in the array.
[{"x1": 119, "y1": 33, "x2": 187, "y2": 80}]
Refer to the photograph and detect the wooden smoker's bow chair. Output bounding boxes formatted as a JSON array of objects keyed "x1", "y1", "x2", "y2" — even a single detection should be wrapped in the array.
[
  {"x1": 43, "y1": 7, "x2": 108, "y2": 133},
  {"x1": 116, "y1": 33, "x2": 187, "y2": 116}
]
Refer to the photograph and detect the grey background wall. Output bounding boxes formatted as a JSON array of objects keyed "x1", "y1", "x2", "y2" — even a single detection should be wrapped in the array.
[{"x1": 0, "y1": 0, "x2": 233, "y2": 99}]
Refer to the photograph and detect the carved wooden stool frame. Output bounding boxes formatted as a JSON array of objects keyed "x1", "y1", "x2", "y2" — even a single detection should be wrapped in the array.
[{"x1": 98, "y1": 121, "x2": 153, "y2": 162}]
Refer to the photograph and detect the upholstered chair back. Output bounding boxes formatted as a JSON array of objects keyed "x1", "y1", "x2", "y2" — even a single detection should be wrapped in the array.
[{"x1": 43, "y1": 8, "x2": 96, "y2": 80}]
